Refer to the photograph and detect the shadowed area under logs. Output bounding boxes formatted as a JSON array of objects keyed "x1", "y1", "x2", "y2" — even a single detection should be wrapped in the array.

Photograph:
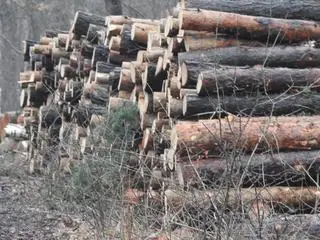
[{"x1": 12, "y1": 0, "x2": 320, "y2": 238}]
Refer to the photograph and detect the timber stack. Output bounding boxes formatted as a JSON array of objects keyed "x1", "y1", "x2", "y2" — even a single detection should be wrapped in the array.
[{"x1": 17, "y1": 0, "x2": 320, "y2": 238}]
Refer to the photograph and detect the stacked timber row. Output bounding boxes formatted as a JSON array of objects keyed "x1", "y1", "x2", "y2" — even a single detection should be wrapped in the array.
[{"x1": 18, "y1": 0, "x2": 320, "y2": 238}]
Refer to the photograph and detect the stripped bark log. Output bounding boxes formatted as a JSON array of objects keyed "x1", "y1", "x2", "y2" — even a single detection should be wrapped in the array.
[
  {"x1": 171, "y1": 116, "x2": 320, "y2": 155},
  {"x1": 179, "y1": 0, "x2": 320, "y2": 21},
  {"x1": 179, "y1": 9, "x2": 320, "y2": 43}
]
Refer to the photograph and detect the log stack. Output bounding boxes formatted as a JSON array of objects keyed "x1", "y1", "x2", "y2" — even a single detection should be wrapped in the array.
[{"x1": 17, "y1": 0, "x2": 320, "y2": 237}]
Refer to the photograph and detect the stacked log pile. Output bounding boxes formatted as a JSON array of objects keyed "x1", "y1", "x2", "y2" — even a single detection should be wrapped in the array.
[{"x1": 18, "y1": 0, "x2": 320, "y2": 238}]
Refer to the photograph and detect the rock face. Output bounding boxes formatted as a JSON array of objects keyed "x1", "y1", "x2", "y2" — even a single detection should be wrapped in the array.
[{"x1": 0, "y1": 0, "x2": 175, "y2": 112}]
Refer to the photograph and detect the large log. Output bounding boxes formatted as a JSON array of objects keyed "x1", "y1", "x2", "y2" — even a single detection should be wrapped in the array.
[
  {"x1": 196, "y1": 66, "x2": 320, "y2": 96},
  {"x1": 179, "y1": 0, "x2": 320, "y2": 21},
  {"x1": 70, "y1": 11, "x2": 105, "y2": 38},
  {"x1": 179, "y1": 9, "x2": 320, "y2": 43},
  {"x1": 174, "y1": 150, "x2": 320, "y2": 188},
  {"x1": 171, "y1": 116, "x2": 320, "y2": 155},
  {"x1": 91, "y1": 45, "x2": 109, "y2": 70},
  {"x1": 183, "y1": 93, "x2": 320, "y2": 117},
  {"x1": 162, "y1": 186, "x2": 320, "y2": 214},
  {"x1": 39, "y1": 105, "x2": 62, "y2": 128},
  {"x1": 178, "y1": 47, "x2": 320, "y2": 75},
  {"x1": 83, "y1": 83, "x2": 110, "y2": 105}
]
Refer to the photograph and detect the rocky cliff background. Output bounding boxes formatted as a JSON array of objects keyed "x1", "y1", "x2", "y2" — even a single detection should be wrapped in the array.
[{"x1": 0, "y1": 0, "x2": 176, "y2": 112}]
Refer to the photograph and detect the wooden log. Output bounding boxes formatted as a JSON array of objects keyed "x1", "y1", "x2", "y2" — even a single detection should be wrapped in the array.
[
  {"x1": 51, "y1": 47, "x2": 71, "y2": 61},
  {"x1": 109, "y1": 36, "x2": 121, "y2": 52},
  {"x1": 141, "y1": 92, "x2": 153, "y2": 114},
  {"x1": 163, "y1": 187, "x2": 320, "y2": 214},
  {"x1": 108, "y1": 50, "x2": 135, "y2": 65},
  {"x1": 179, "y1": 9, "x2": 320, "y2": 43},
  {"x1": 196, "y1": 66, "x2": 320, "y2": 96},
  {"x1": 39, "y1": 105, "x2": 62, "y2": 128},
  {"x1": 178, "y1": 47, "x2": 320, "y2": 74},
  {"x1": 153, "y1": 92, "x2": 167, "y2": 113},
  {"x1": 179, "y1": 0, "x2": 320, "y2": 21},
  {"x1": 183, "y1": 35, "x2": 262, "y2": 52},
  {"x1": 91, "y1": 45, "x2": 109, "y2": 70},
  {"x1": 175, "y1": 150, "x2": 320, "y2": 188},
  {"x1": 142, "y1": 128, "x2": 154, "y2": 152},
  {"x1": 130, "y1": 61, "x2": 147, "y2": 84},
  {"x1": 73, "y1": 102, "x2": 106, "y2": 127},
  {"x1": 119, "y1": 24, "x2": 144, "y2": 56},
  {"x1": 32, "y1": 44, "x2": 52, "y2": 55},
  {"x1": 179, "y1": 88, "x2": 197, "y2": 99},
  {"x1": 27, "y1": 84, "x2": 47, "y2": 108},
  {"x1": 70, "y1": 11, "x2": 105, "y2": 38},
  {"x1": 169, "y1": 77, "x2": 180, "y2": 98},
  {"x1": 22, "y1": 40, "x2": 38, "y2": 61},
  {"x1": 183, "y1": 93, "x2": 320, "y2": 117},
  {"x1": 164, "y1": 16, "x2": 180, "y2": 37},
  {"x1": 142, "y1": 64, "x2": 164, "y2": 93},
  {"x1": 106, "y1": 15, "x2": 161, "y2": 27},
  {"x1": 136, "y1": 49, "x2": 165, "y2": 63},
  {"x1": 131, "y1": 23, "x2": 161, "y2": 45},
  {"x1": 80, "y1": 40, "x2": 95, "y2": 58},
  {"x1": 20, "y1": 89, "x2": 28, "y2": 108},
  {"x1": 147, "y1": 32, "x2": 164, "y2": 50},
  {"x1": 168, "y1": 95, "x2": 183, "y2": 118},
  {"x1": 86, "y1": 24, "x2": 105, "y2": 44},
  {"x1": 118, "y1": 68, "x2": 134, "y2": 92},
  {"x1": 83, "y1": 83, "x2": 110, "y2": 106},
  {"x1": 106, "y1": 24, "x2": 123, "y2": 39},
  {"x1": 60, "y1": 64, "x2": 76, "y2": 79},
  {"x1": 57, "y1": 33, "x2": 69, "y2": 48},
  {"x1": 171, "y1": 115, "x2": 320, "y2": 156}
]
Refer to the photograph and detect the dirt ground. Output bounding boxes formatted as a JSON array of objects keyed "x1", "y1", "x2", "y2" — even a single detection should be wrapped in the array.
[{"x1": 0, "y1": 139, "x2": 95, "y2": 240}]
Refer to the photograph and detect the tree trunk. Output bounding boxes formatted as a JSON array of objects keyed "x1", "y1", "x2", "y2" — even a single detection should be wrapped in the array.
[
  {"x1": 163, "y1": 187, "x2": 320, "y2": 214},
  {"x1": 183, "y1": 36, "x2": 263, "y2": 52},
  {"x1": 183, "y1": 93, "x2": 320, "y2": 117},
  {"x1": 179, "y1": 9, "x2": 320, "y2": 43},
  {"x1": 175, "y1": 150, "x2": 320, "y2": 188},
  {"x1": 39, "y1": 105, "x2": 62, "y2": 128},
  {"x1": 86, "y1": 24, "x2": 105, "y2": 45},
  {"x1": 171, "y1": 116, "x2": 320, "y2": 155},
  {"x1": 91, "y1": 45, "x2": 109, "y2": 70},
  {"x1": 71, "y1": 11, "x2": 106, "y2": 38},
  {"x1": 119, "y1": 24, "x2": 145, "y2": 57},
  {"x1": 196, "y1": 66, "x2": 320, "y2": 96},
  {"x1": 179, "y1": 0, "x2": 320, "y2": 21},
  {"x1": 142, "y1": 64, "x2": 164, "y2": 93},
  {"x1": 83, "y1": 83, "x2": 110, "y2": 106},
  {"x1": 178, "y1": 47, "x2": 320, "y2": 74}
]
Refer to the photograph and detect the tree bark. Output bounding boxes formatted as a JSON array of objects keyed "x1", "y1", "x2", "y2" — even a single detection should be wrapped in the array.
[
  {"x1": 39, "y1": 105, "x2": 62, "y2": 128},
  {"x1": 71, "y1": 11, "x2": 106, "y2": 38},
  {"x1": 178, "y1": 47, "x2": 320, "y2": 74},
  {"x1": 175, "y1": 150, "x2": 320, "y2": 188},
  {"x1": 183, "y1": 93, "x2": 320, "y2": 117},
  {"x1": 180, "y1": 0, "x2": 320, "y2": 21},
  {"x1": 196, "y1": 66, "x2": 320, "y2": 96},
  {"x1": 91, "y1": 45, "x2": 109, "y2": 70},
  {"x1": 179, "y1": 9, "x2": 320, "y2": 43},
  {"x1": 171, "y1": 115, "x2": 320, "y2": 155}
]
